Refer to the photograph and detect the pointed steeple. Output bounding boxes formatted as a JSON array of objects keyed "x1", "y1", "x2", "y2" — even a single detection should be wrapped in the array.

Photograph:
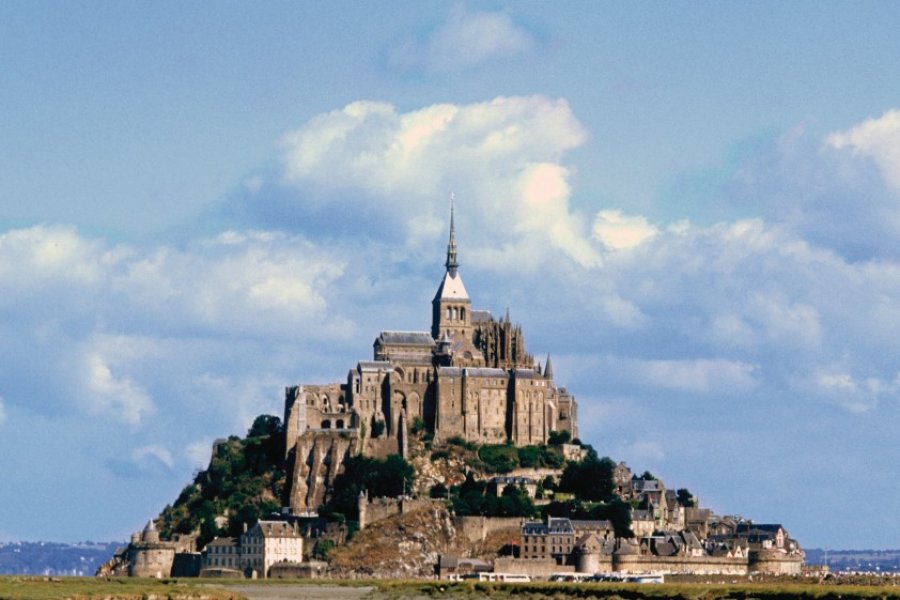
[
  {"x1": 544, "y1": 354, "x2": 554, "y2": 379},
  {"x1": 445, "y1": 193, "x2": 459, "y2": 276}
]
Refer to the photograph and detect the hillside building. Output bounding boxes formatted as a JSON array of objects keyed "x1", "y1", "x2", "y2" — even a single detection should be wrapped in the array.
[{"x1": 284, "y1": 204, "x2": 579, "y2": 513}]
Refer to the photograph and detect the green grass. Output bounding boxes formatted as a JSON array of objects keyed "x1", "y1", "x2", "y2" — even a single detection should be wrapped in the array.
[
  {"x1": 0, "y1": 576, "x2": 246, "y2": 600},
  {"x1": 3, "y1": 577, "x2": 899, "y2": 600}
]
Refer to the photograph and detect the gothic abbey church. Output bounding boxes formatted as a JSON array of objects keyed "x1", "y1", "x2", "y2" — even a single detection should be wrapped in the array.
[{"x1": 284, "y1": 207, "x2": 578, "y2": 513}]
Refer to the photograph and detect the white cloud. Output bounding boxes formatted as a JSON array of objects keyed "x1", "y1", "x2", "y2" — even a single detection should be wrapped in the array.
[
  {"x1": 85, "y1": 354, "x2": 155, "y2": 427},
  {"x1": 132, "y1": 444, "x2": 174, "y2": 470},
  {"x1": 389, "y1": 7, "x2": 534, "y2": 73},
  {"x1": 796, "y1": 368, "x2": 895, "y2": 415},
  {"x1": 639, "y1": 358, "x2": 758, "y2": 394},
  {"x1": 592, "y1": 209, "x2": 658, "y2": 250},
  {"x1": 827, "y1": 109, "x2": 900, "y2": 192},
  {"x1": 279, "y1": 96, "x2": 597, "y2": 268},
  {"x1": 0, "y1": 396, "x2": 6, "y2": 426}
]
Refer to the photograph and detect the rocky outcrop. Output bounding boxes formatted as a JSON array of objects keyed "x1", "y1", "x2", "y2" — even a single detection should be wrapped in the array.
[{"x1": 288, "y1": 432, "x2": 361, "y2": 513}]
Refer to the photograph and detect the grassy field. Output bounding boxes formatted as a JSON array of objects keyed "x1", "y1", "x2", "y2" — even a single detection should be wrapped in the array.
[
  {"x1": 0, "y1": 576, "x2": 246, "y2": 600},
  {"x1": 2, "y1": 577, "x2": 900, "y2": 600}
]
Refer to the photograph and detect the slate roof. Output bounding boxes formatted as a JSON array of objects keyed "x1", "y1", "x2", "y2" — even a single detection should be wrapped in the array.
[
  {"x1": 376, "y1": 331, "x2": 436, "y2": 347},
  {"x1": 462, "y1": 367, "x2": 509, "y2": 378},
  {"x1": 358, "y1": 360, "x2": 392, "y2": 372},
  {"x1": 571, "y1": 519, "x2": 613, "y2": 532},
  {"x1": 206, "y1": 537, "x2": 239, "y2": 548},
  {"x1": 254, "y1": 520, "x2": 301, "y2": 538},
  {"x1": 471, "y1": 310, "x2": 493, "y2": 323}
]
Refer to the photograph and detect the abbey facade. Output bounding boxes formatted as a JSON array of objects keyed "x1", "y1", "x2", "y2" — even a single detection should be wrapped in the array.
[{"x1": 283, "y1": 208, "x2": 578, "y2": 513}]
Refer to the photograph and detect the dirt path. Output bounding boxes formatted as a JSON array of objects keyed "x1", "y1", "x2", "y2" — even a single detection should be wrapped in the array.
[{"x1": 226, "y1": 584, "x2": 375, "y2": 600}]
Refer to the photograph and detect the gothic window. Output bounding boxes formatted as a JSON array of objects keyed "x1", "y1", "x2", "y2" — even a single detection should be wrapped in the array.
[
  {"x1": 446, "y1": 307, "x2": 451, "y2": 319},
  {"x1": 322, "y1": 420, "x2": 331, "y2": 429},
  {"x1": 460, "y1": 307, "x2": 465, "y2": 321}
]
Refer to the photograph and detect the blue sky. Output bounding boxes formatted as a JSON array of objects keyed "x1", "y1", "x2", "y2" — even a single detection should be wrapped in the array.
[{"x1": 2, "y1": 2, "x2": 899, "y2": 549}]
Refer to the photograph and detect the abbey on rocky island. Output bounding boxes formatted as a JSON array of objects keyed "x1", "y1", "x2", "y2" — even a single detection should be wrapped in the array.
[{"x1": 284, "y1": 205, "x2": 578, "y2": 513}]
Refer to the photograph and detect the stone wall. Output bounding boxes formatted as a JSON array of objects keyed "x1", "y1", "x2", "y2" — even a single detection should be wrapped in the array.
[
  {"x1": 494, "y1": 557, "x2": 572, "y2": 579},
  {"x1": 611, "y1": 554, "x2": 748, "y2": 575},
  {"x1": 127, "y1": 544, "x2": 175, "y2": 578},
  {"x1": 268, "y1": 561, "x2": 328, "y2": 579},
  {"x1": 750, "y1": 550, "x2": 804, "y2": 575},
  {"x1": 359, "y1": 497, "x2": 436, "y2": 530},
  {"x1": 454, "y1": 516, "x2": 524, "y2": 543}
]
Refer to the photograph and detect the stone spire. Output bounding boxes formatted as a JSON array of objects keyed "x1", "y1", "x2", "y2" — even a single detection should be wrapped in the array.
[
  {"x1": 445, "y1": 193, "x2": 459, "y2": 276},
  {"x1": 544, "y1": 354, "x2": 554, "y2": 379}
]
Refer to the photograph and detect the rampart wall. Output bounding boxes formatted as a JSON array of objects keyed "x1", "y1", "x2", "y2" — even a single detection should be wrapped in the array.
[{"x1": 454, "y1": 516, "x2": 524, "y2": 543}]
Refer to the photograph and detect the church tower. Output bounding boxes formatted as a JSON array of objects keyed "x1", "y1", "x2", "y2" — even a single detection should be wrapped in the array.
[{"x1": 432, "y1": 199, "x2": 473, "y2": 339}]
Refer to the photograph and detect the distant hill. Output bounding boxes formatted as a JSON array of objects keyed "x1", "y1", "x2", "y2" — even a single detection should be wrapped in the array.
[
  {"x1": 0, "y1": 541, "x2": 123, "y2": 576},
  {"x1": 805, "y1": 548, "x2": 900, "y2": 573}
]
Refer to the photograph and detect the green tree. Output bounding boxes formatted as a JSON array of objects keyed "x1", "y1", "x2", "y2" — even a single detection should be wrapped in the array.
[
  {"x1": 548, "y1": 430, "x2": 571, "y2": 445},
  {"x1": 558, "y1": 455, "x2": 616, "y2": 501},
  {"x1": 676, "y1": 488, "x2": 695, "y2": 508}
]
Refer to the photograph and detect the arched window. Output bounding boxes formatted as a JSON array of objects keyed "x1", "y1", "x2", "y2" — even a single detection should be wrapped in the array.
[
  {"x1": 460, "y1": 307, "x2": 466, "y2": 321},
  {"x1": 336, "y1": 419, "x2": 344, "y2": 429},
  {"x1": 321, "y1": 419, "x2": 331, "y2": 429}
]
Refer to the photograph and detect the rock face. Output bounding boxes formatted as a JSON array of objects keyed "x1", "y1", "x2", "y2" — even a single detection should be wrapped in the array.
[
  {"x1": 287, "y1": 432, "x2": 362, "y2": 513},
  {"x1": 328, "y1": 504, "x2": 462, "y2": 578}
]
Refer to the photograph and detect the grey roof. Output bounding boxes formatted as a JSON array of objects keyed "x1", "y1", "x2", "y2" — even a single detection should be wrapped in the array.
[
  {"x1": 471, "y1": 310, "x2": 493, "y2": 323},
  {"x1": 376, "y1": 331, "x2": 436, "y2": 347},
  {"x1": 437, "y1": 367, "x2": 463, "y2": 376},
  {"x1": 633, "y1": 479, "x2": 663, "y2": 493},
  {"x1": 513, "y1": 369, "x2": 539, "y2": 379},
  {"x1": 206, "y1": 537, "x2": 239, "y2": 548},
  {"x1": 631, "y1": 509, "x2": 653, "y2": 521},
  {"x1": 254, "y1": 520, "x2": 301, "y2": 538},
  {"x1": 543, "y1": 354, "x2": 554, "y2": 379},
  {"x1": 358, "y1": 360, "x2": 392, "y2": 372},
  {"x1": 571, "y1": 519, "x2": 613, "y2": 531},
  {"x1": 548, "y1": 517, "x2": 575, "y2": 534},
  {"x1": 463, "y1": 367, "x2": 509, "y2": 378},
  {"x1": 522, "y1": 521, "x2": 548, "y2": 535}
]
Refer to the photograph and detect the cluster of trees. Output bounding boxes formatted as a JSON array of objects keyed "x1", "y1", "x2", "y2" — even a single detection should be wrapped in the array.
[
  {"x1": 474, "y1": 442, "x2": 565, "y2": 473},
  {"x1": 321, "y1": 455, "x2": 414, "y2": 521},
  {"x1": 157, "y1": 415, "x2": 287, "y2": 547},
  {"x1": 444, "y1": 473, "x2": 536, "y2": 518}
]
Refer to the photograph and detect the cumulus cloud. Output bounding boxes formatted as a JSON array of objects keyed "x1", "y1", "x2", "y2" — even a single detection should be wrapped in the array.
[
  {"x1": 730, "y1": 120, "x2": 900, "y2": 261},
  {"x1": 795, "y1": 368, "x2": 896, "y2": 415},
  {"x1": 827, "y1": 109, "x2": 900, "y2": 192},
  {"x1": 593, "y1": 209, "x2": 658, "y2": 250},
  {"x1": 389, "y1": 7, "x2": 534, "y2": 73},
  {"x1": 633, "y1": 358, "x2": 758, "y2": 394},
  {"x1": 0, "y1": 225, "x2": 354, "y2": 435},
  {"x1": 85, "y1": 354, "x2": 155, "y2": 427},
  {"x1": 279, "y1": 96, "x2": 598, "y2": 267}
]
